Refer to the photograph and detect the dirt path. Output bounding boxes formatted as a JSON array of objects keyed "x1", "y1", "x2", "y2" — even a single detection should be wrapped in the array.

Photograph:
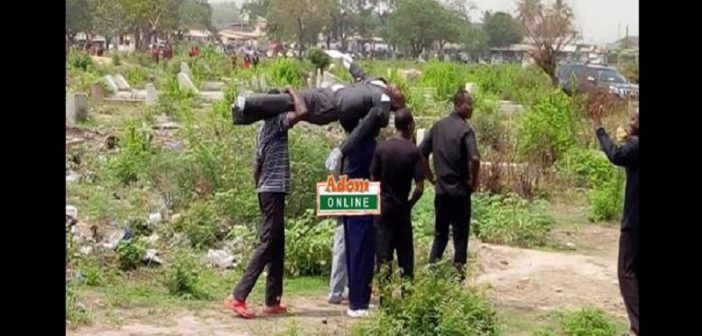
[{"x1": 69, "y1": 225, "x2": 623, "y2": 335}]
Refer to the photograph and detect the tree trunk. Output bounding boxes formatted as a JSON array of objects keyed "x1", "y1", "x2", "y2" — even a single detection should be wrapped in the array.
[{"x1": 134, "y1": 29, "x2": 142, "y2": 51}]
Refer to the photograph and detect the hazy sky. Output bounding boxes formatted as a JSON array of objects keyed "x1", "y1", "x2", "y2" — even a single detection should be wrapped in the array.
[{"x1": 208, "y1": 0, "x2": 638, "y2": 44}]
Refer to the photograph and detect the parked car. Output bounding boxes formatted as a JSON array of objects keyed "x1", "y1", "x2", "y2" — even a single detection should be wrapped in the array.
[{"x1": 557, "y1": 63, "x2": 639, "y2": 100}]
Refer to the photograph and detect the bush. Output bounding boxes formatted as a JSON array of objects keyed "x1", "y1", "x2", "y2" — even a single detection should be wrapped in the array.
[
  {"x1": 284, "y1": 210, "x2": 336, "y2": 276},
  {"x1": 66, "y1": 284, "x2": 91, "y2": 325},
  {"x1": 163, "y1": 250, "x2": 209, "y2": 299},
  {"x1": 517, "y1": 90, "x2": 577, "y2": 165},
  {"x1": 589, "y1": 172, "x2": 625, "y2": 222},
  {"x1": 116, "y1": 239, "x2": 147, "y2": 271},
  {"x1": 76, "y1": 259, "x2": 106, "y2": 286},
  {"x1": 68, "y1": 49, "x2": 95, "y2": 72},
  {"x1": 353, "y1": 264, "x2": 499, "y2": 336},
  {"x1": 556, "y1": 148, "x2": 625, "y2": 221},
  {"x1": 124, "y1": 65, "x2": 150, "y2": 88},
  {"x1": 267, "y1": 58, "x2": 308, "y2": 87},
  {"x1": 421, "y1": 61, "x2": 469, "y2": 101},
  {"x1": 562, "y1": 308, "x2": 620, "y2": 336},
  {"x1": 307, "y1": 47, "x2": 331, "y2": 73},
  {"x1": 108, "y1": 120, "x2": 156, "y2": 185},
  {"x1": 174, "y1": 199, "x2": 226, "y2": 250},
  {"x1": 472, "y1": 193, "x2": 554, "y2": 247}
]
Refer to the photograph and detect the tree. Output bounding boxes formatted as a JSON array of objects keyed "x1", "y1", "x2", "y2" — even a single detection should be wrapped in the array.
[
  {"x1": 483, "y1": 11, "x2": 522, "y2": 47},
  {"x1": 516, "y1": 0, "x2": 577, "y2": 85},
  {"x1": 461, "y1": 22, "x2": 488, "y2": 53},
  {"x1": 117, "y1": 0, "x2": 184, "y2": 50},
  {"x1": 66, "y1": 0, "x2": 94, "y2": 45},
  {"x1": 267, "y1": 0, "x2": 335, "y2": 57},
  {"x1": 385, "y1": 0, "x2": 461, "y2": 58},
  {"x1": 211, "y1": 2, "x2": 241, "y2": 29},
  {"x1": 91, "y1": 0, "x2": 126, "y2": 49}
]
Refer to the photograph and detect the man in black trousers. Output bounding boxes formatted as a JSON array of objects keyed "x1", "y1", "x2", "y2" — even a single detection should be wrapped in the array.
[
  {"x1": 594, "y1": 107, "x2": 639, "y2": 336},
  {"x1": 225, "y1": 88, "x2": 306, "y2": 319},
  {"x1": 419, "y1": 89, "x2": 481, "y2": 280},
  {"x1": 371, "y1": 108, "x2": 425, "y2": 297}
]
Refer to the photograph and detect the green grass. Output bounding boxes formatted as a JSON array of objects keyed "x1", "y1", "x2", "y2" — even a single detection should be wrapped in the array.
[{"x1": 74, "y1": 268, "x2": 328, "y2": 313}]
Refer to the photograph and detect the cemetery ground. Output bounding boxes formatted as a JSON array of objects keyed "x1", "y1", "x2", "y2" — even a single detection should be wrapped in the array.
[{"x1": 67, "y1": 49, "x2": 634, "y2": 335}]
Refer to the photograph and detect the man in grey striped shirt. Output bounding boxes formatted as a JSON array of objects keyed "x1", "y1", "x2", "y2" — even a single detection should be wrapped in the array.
[{"x1": 226, "y1": 88, "x2": 306, "y2": 319}]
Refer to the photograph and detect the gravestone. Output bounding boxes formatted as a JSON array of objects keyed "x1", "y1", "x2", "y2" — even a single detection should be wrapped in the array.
[
  {"x1": 250, "y1": 75, "x2": 259, "y2": 91},
  {"x1": 465, "y1": 82, "x2": 477, "y2": 94},
  {"x1": 422, "y1": 87, "x2": 436, "y2": 103},
  {"x1": 177, "y1": 72, "x2": 199, "y2": 94},
  {"x1": 321, "y1": 71, "x2": 343, "y2": 88},
  {"x1": 66, "y1": 93, "x2": 88, "y2": 125},
  {"x1": 259, "y1": 75, "x2": 269, "y2": 91},
  {"x1": 114, "y1": 74, "x2": 131, "y2": 91},
  {"x1": 102, "y1": 75, "x2": 118, "y2": 93},
  {"x1": 180, "y1": 62, "x2": 192, "y2": 78},
  {"x1": 145, "y1": 84, "x2": 158, "y2": 105},
  {"x1": 202, "y1": 81, "x2": 226, "y2": 91}
]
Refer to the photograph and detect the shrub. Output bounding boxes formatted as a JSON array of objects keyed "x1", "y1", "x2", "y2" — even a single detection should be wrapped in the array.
[
  {"x1": 66, "y1": 284, "x2": 91, "y2": 325},
  {"x1": 174, "y1": 199, "x2": 226, "y2": 250},
  {"x1": 76, "y1": 259, "x2": 106, "y2": 286},
  {"x1": 267, "y1": 58, "x2": 308, "y2": 87},
  {"x1": 108, "y1": 120, "x2": 157, "y2": 185},
  {"x1": 421, "y1": 61, "x2": 469, "y2": 101},
  {"x1": 124, "y1": 65, "x2": 150, "y2": 88},
  {"x1": 284, "y1": 210, "x2": 336, "y2": 276},
  {"x1": 307, "y1": 47, "x2": 331, "y2": 73},
  {"x1": 472, "y1": 193, "x2": 554, "y2": 247},
  {"x1": 68, "y1": 49, "x2": 95, "y2": 72},
  {"x1": 562, "y1": 308, "x2": 620, "y2": 336},
  {"x1": 111, "y1": 53, "x2": 121, "y2": 66},
  {"x1": 589, "y1": 172, "x2": 625, "y2": 222},
  {"x1": 517, "y1": 90, "x2": 577, "y2": 165},
  {"x1": 163, "y1": 250, "x2": 209, "y2": 299},
  {"x1": 353, "y1": 264, "x2": 499, "y2": 336},
  {"x1": 116, "y1": 239, "x2": 147, "y2": 271},
  {"x1": 556, "y1": 148, "x2": 625, "y2": 221}
]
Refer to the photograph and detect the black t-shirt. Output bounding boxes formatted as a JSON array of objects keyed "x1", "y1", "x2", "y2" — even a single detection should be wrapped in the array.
[
  {"x1": 370, "y1": 137, "x2": 426, "y2": 211},
  {"x1": 419, "y1": 112, "x2": 480, "y2": 197}
]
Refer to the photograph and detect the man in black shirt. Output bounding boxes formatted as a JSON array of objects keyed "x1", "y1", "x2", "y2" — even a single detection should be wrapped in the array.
[
  {"x1": 419, "y1": 89, "x2": 481, "y2": 279},
  {"x1": 595, "y1": 107, "x2": 639, "y2": 336},
  {"x1": 370, "y1": 109, "x2": 425, "y2": 288},
  {"x1": 231, "y1": 54, "x2": 405, "y2": 171}
]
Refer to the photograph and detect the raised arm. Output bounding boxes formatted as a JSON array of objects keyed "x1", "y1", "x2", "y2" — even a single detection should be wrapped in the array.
[
  {"x1": 284, "y1": 86, "x2": 307, "y2": 127},
  {"x1": 338, "y1": 100, "x2": 391, "y2": 155},
  {"x1": 596, "y1": 127, "x2": 639, "y2": 167}
]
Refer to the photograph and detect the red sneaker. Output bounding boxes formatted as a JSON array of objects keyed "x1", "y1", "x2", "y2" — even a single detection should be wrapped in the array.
[
  {"x1": 263, "y1": 303, "x2": 288, "y2": 315},
  {"x1": 225, "y1": 296, "x2": 256, "y2": 319}
]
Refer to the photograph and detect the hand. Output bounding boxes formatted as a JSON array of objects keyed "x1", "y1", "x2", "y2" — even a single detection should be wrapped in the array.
[
  {"x1": 592, "y1": 104, "x2": 604, "y2": 129},
  {"x1": 325, "y1": 147, "x2": 343, "y2": 171}
]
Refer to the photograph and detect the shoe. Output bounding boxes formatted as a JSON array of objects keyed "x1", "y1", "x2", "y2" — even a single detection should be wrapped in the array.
[
  {"x1": 328, "y1": 294, "x2": 343, "y2": 304},
  {"x1": 225, "y1": 296, "x2": 256, "y2": 319},
  {"x1": 263, "y1": 303, "x2": 288, "y2": 315},
  {"x1": 347, "y1": 308, "x2": 370, "y2": 318}
]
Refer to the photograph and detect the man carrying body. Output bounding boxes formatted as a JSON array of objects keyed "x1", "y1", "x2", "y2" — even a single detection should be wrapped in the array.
[
  {"x1": 225, "y1": 88, "x2": 306, "y2": 319},
  {"x1": 231, "y1": 53, "x2": 405, "y2": 171},
  {"x1": 594, "y1": 107, "x2": 639, "y2": 336},
  {"x1": 419, "y1": 89, "x2": 480, "y2": 280},
  {"x1": 370, "y1": 109, "x2": 425, "y2": 298}
]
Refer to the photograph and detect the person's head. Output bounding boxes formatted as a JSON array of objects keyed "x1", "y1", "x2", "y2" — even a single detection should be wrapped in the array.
[
  {"x1": 453, "y1": 89, "x2": 474, "y2": 119},
  {"x1": 394, "y1": 108, "x2": 415, "y2": 138},
  {"x1": 628, "y1": 108, "x2": 639, "y2": 137},
  {"x1": 387, "y1": 83, "x2": 406, "y2": 111}
]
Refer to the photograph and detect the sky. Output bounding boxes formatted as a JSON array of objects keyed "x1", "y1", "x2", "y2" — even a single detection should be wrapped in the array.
[{"x1": 208, "y1": 0, "x2": 638, "y2": 45}]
